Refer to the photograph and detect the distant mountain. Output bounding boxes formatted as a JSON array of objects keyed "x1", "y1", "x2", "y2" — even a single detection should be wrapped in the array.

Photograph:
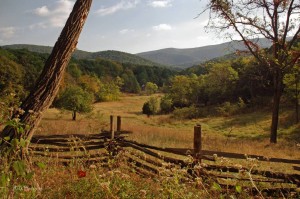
[
  {"x1": 2, "y1": 39, "x2": 273, "y2": 70},
  {"x1": 2, "y1": 44, "x2": 162, "y2": 67},
  {"x1": 137, "y1": 39, "x2": 272, "y2": 68},
  {"x1": 89, "y1": 50, "x2": 163, "y2": 66}
]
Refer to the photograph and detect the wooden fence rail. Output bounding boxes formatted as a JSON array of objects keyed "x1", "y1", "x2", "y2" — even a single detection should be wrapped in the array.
[
  {"x1": 27, "y1": 116, "x2": 300, "y2": 196},
  {"x1": 108, "y1": 117, "x2": 300, "y2": 166}
]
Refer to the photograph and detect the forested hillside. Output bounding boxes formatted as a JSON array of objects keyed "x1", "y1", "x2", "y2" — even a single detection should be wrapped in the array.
[
  {"x1": 2, "y1": 44, "x2": 163, "y2": 67},
  {"x1": 137, "y1": 39, "x2": 273, "y2": 68},
  {"x1": 0, "y1": 47, "x2": 176, "y2": 110}
]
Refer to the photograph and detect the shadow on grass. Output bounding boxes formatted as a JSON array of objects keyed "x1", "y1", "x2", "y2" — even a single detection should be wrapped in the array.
[
  {"x1": 282, "y1": 124, "x2": 300, "y2": 143},
  {"x1": 42, "y1": 117, "x2": 73, "y2": 121},
  {"x1": 127, "y1": 111, "x2": 143, "y2": 116},
  {"x1": 213, "y1": 111, "x2": 270, "y2": 131}
]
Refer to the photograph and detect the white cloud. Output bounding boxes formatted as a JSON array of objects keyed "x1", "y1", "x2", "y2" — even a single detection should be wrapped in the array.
[
  {"x1": 31, "y1": 0, "x2": 75, "y2": 28},
  {"x1": 0, "y1": 27, "x2": 16, "y2": 39},
  {"x1": 119, "y1": 29, "x2": 135, "y2": 34},
  {"x1": 33, "y1": 6, "x2": 50, "y2": 16},
  {"x1": 148, "y1": 0, "x2": 172, "y2": 8},
  {"x1": 153, "y1": 24, "x2": 172, "y2": 31},
  {"x1": 96, "y1": 0, "x2": 139, "y2": 16}
]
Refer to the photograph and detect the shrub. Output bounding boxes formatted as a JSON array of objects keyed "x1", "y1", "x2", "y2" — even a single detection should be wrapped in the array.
[
  {"x1": 160, "y1": 95, "x2": 173, "y2": 114},
  {"x1": 172, "y1": 106, "x2": 201, "y2": 119},
  {"x1": 216, "y1": 98, "x2": 246, "y2": 116},
  {"x1": 142, "y1": 97, "x2": 159, "y2": 116}
]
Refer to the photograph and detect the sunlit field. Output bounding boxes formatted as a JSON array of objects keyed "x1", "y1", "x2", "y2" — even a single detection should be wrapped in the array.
[{"x1": 38, "y1": 93, "x2": 300, "y2": 160}]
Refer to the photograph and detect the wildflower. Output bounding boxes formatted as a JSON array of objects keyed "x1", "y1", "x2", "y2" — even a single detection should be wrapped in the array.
[
  {"x1": 234, "y1": 164, "x2": 243, "y2": 170},
  {"x1": 89, "y1": 164, "x2": 96, "y2": 169},
  {"x1": 13, "y1": 118, "x2": 20, "y2": 123},
  {"x1": 18, "y1": 108, "x2": 25, "y2": 115},
  {"x1": 23, "y1": 186, "x2": 30, "y2": 192},
  {"x1": 98, "y1": 174, "x2": 106, "y2": 178},
  {"x1": 140, "y1": 189, "x2": 147, "y2": 197},
  {"x1": 77, "y1": 170, "x2": 86, "y2": 178},
  {"x1": 107, "y1": 170, "x2": 114, "y2": 177},
  {"x1": 121, "y1": 173, "x2": 130, "y2": 179},
  {"x1": 100, "y1": 182, "x2": 110, "y2": 190},
  {"x1": 200, "y1": 163, "x2": 207, "y2": 167},
  {"x1": 113, "y1": 170, "x2": 121, "y2": 174}
]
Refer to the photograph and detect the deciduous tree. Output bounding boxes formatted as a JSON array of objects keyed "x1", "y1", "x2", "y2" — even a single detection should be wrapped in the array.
[
  {"x1": 202, "y1": 0, "x2": 300, "y2": 143},
  {"x1": 56, "y1": 86, "x2": 93, "y2": 120}
]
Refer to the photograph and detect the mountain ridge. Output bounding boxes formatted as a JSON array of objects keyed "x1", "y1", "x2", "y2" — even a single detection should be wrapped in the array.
[
  {"x1": 2, "y1": 39, "x2": 272, "y2": 69},
  {"x1": 1, "y1": 44, "x2": 162, "y2": 67},
  {"x1": 136, "y1": 39, "x2": 272, "y2": 68}
]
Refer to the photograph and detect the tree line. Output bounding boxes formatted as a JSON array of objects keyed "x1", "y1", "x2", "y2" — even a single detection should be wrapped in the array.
[{"x1": 0, "y1": 47, "x2": 176, "y2": 119}]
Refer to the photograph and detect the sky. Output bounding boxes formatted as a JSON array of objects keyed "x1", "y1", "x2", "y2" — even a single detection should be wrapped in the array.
[{"x1": 0, "y1": 0, "x2": 227, "y2": 54}]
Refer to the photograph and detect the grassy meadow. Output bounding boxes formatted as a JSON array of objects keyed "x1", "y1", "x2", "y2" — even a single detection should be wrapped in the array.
[
  {"x1": 1, "y1": 93, "x2": 299, "y2": 198},
  {"x1": 38, "y1": 93, "x2": 299, "y2": 159}
]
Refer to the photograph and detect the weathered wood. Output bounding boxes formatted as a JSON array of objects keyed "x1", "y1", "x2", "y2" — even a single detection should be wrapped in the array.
[
  {"x1": 194, "y1": 124, "x2": 202, "y2": 155},
  {"x1": 293, "y1": 166, "x2": 300, "y2": 171},
  {"x1": 121, "y1": 140, "x2": 187, "y2": 166},
  {"x1": 125, "y1": 155, "x2": 160, "y2": 174},
  {"x1": 203, "y1": 171, "x2": 286, "y2": 183},
  {"x1": 128, "y1": 150, "x2": 163, "y2": 167},
  {"x1": 216, "y1": 180, "x2": 298, "y2": 197},
  {"x1": 122, "y1": 140, "x2": 214, "y2": 161},
  {"x1": 110, "y1": 115, "x2": 114, "y2": 139},
  {"x1": 30, "y1": 143, "x2": 105, "y2": 152},
  {"x1": 125, "y1": 141, "x2": 300, "y2": 165},
  {"x1": 200, "y1": 149, "x2": 300, "y2": 165},
  {"x1": 117, "y1": 116, "x2": 121, "y2": 132},
  {"x1": 202, "y1": 164, "x2": 300, "y2": 185},
  {"x1": 32, "y1": 152, "x2": 106, "y2": 159}
]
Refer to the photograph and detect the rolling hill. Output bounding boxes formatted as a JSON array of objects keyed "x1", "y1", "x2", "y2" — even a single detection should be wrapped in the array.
[
  {"x1": 2, "y1": 39, "x2": 273, "y2": 69},
  {"x1": 1, "y1": 44, "x2": 162, "y2": 67},
  {"x1": 137, "y1": 39, "x2": 272, "y2": 68}
]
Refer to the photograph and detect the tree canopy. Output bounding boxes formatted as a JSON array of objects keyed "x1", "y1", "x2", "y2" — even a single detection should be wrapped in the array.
[{"x1": 202, "y1": 0, "x2": 300, "y2": 143}]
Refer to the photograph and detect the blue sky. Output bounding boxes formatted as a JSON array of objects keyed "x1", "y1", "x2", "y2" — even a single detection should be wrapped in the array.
[{"x1": 0, "y1": 0, "x2": 226, "y2": 53}]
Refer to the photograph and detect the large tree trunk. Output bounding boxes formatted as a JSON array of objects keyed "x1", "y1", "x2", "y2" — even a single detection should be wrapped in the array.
[
  {"x1": 296, "y1": 74, "x2": 299, "y2": 124},
  {"x1": 0, "y1": 0, "x2": 93, "y2": 149},
  {"x1": 270, "y1": 70, "x2": 283, "y2": 143}
]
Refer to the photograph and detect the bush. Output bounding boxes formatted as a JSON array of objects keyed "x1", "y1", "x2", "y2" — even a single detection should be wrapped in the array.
[
  {"x1": 142, "y1": 97, "x2": 159, "y2": 116},
  {"x1": 215, "y1": 98, "x2": 246, "y2": 116},
  {"x1": 172, "y1": 106, "x2": 201, "y2": 119},
  {"x1": 160, "y1": 95, "x2": 173, "y2": 114}
]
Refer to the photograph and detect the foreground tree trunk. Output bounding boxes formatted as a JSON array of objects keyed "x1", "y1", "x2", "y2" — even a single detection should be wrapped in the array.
[
  {"x1": 296, "y1": 74, "x2": 299, "y2": 124},
  {"x1": 0, "y1": 0, "x2": 93, "y2": 149}
]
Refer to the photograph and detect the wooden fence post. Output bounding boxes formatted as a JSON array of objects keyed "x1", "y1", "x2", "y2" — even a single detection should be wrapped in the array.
[
  {"x1": 117, "y1": 116, "x2": 121, "y2": 132},
  {"x1": 194, "y1": 124, "x2": 202, "y2": 160},
  {"x1": 110, "y1": 115, "x2": 114, "y2": 139}
]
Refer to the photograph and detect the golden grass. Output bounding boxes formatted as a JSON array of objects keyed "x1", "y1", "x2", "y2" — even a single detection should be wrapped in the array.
[{"x1": 37, "y1": 94, "x2": 299, "y2": 161}]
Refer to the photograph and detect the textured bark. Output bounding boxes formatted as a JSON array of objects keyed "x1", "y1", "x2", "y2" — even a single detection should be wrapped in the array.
[
  {"x1": 270, "y1": 72, "x2": 283, "y2": 143},
  {"x1": 296, "y1": 74, "x2": 299, "y2": 124},
  {"x1": 0, "y1": 0, "x2": 93, "y2": 149}
]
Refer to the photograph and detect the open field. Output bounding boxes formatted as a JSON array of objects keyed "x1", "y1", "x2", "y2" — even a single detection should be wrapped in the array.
[
  {"x1": 2, "y1": 94, "x2": 299, "y2": 198},
  {"x1": 38, "y1": 94, "x2": 300, "y2": 160}
]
